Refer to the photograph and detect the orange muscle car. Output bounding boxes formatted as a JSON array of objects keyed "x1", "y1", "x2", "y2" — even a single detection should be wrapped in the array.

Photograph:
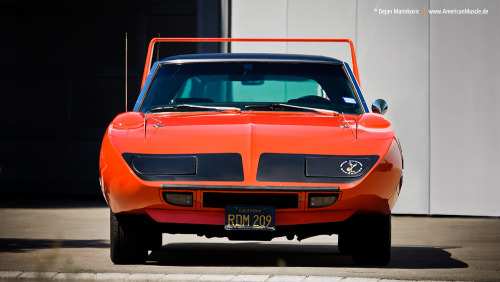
[{"x1": 100, "y1": 39, "x2": 403, "y2": 265}]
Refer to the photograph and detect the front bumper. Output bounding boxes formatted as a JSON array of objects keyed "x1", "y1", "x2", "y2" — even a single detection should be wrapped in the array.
[{"x1": 100, "y1": 135, "x2": 402, "y2": 227}]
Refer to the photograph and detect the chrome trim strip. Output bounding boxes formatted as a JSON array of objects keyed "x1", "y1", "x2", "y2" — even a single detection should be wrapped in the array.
[
  {"x1": 159, "y1": 58, "x2": 343, "y2": 65},
  {"x1": 136, "y1": 63, "x2": 162, "y2": 111},
  {"x1": 161, "y1": 184, "x2": 340, "y2": 192},
  {"x1": 343, "y1": 62, "x2": 368, "y2": 113},
  {"x1": 342, "y1": 64, "x2": 365, "y2": 114}
]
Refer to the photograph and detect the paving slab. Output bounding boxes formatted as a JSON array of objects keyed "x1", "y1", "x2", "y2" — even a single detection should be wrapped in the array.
[{"x1": 231, "y1": 275, "x2": 270, "y2": 282}]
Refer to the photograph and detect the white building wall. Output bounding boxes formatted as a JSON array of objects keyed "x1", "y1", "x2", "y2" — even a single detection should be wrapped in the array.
[
  {"x1": 356, "y1": 0, "x2": 430, "y2": 214},
  {"x1": 429, "y1": 0, "x2": 500, "y2": 216},
  {"x1": 231, "y1": 0, "x2": 500, "y2": 216},
  {"x1": 231, "y1": 0, "x2": 288, "y2": 52}
]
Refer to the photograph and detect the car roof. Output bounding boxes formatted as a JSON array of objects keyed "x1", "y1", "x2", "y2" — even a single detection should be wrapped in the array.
[{"x1": 159, "y1": 53, "x2": 344, "y2": 64}]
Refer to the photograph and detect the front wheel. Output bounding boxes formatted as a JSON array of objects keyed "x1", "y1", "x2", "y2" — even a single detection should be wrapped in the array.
[
  {"x1": 338, "y1": 232, "x2": 354, "y2": 255},
  {"x1": 351, "y1": 214, "x2": 391, "y2": 266},
  {"x1": 110, "y1": 210, "x2": 148, "y2": 264},
  {"x1": 147, "y1": 230, "x2": 162, "y2": 251}
]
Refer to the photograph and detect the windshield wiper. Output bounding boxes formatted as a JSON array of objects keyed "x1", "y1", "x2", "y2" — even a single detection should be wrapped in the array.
[
  {"x1": 149, "y1": 104, "x2": 241, "y2": 113},
  {"x1": 245, "y1": 103, "x2": 338, "y2": 115}
]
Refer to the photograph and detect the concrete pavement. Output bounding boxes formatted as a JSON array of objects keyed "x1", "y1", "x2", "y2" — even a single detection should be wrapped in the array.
[{"x1": 0, "y1": 198, "x2": 499, "y2": 281}]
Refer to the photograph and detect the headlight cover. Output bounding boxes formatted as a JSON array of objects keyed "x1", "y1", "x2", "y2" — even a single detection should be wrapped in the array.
[
  {"x1": 122, "y1": 153, "x2": 244, "y2": 182},
  {"x1": 257, "y1": 153, "x2": 379, "y2": 183},
  {"x1": 306, "y1": 157, "x2": 372, "y2": 178}
]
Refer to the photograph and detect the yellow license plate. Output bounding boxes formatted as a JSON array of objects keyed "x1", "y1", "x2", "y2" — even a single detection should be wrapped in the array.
[{"x1": 225, "y1": 205, "x2": 275, "y2": 231}]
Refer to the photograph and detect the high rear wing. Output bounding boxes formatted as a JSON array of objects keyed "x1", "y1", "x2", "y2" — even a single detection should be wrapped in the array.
[{"x1": 141, "y1": 38, "x2": 360, "y2": 88}]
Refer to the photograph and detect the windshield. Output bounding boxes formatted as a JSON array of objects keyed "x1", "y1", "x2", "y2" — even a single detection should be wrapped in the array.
[{"x1": 139, "y1": 61, "x2": 363, "y2": 114}]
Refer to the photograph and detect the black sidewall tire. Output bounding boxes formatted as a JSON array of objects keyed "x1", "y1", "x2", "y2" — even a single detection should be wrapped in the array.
[
  {"x1": 351, "y1": 213, "x2": 391, "y2": 266},
  {"x1": 147, "y1": 229, "x2": 163, "y2": 251},
  {"x1": 338, "y1": 232, "x2": 354, "y2": 255},
  {"x1": 110, "y1": 210, "x2": 149, "y2": 264}
]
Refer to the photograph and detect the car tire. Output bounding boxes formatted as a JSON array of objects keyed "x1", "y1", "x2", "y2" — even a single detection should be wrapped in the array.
[
  {"x1": 110, "y1": 210, "x2": 148, "y2": 264},
  {"x1": 147, "y1": 230, "x2": 162, "y2": 251},
  {"x1": 351, "y1": 213, "x2": 391, "y2": 266},
  {"x1": 338, "y1": 232, "x2": 354, "y2": 255}
]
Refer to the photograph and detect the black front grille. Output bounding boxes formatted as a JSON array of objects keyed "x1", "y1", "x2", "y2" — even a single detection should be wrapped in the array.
[{"x1": 202, "y1": 192, "x2": 299, "y2": 209}]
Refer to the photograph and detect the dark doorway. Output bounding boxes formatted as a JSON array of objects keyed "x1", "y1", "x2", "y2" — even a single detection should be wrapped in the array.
[{"x1": 0, "y1": 0, "x2": 222, "y2": 196}]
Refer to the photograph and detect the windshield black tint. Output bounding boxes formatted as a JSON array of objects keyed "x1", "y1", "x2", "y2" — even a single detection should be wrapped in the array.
[{"x1": 140, "y1": 62, "x2": 363, "y2": 114}]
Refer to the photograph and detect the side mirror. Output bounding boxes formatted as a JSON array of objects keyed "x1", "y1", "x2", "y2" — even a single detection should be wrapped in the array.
[{"x1": 372, "y1": 99, "x2": 388, "y2": 115}]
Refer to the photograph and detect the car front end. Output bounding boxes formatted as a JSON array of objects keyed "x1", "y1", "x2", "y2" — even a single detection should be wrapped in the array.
[{"x1": 100, "y1": 53, "x2": 403, "y2": 265}]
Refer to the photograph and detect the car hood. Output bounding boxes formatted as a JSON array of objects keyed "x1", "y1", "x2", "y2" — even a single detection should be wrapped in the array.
[{"x1": 108, "y1": 111, "x2": 395, "y2": 158}]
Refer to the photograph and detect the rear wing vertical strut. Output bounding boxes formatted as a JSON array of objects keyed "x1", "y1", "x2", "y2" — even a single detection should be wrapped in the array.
[{"x1": 141, "y1": 38, "x2": 360, "y2": 89}]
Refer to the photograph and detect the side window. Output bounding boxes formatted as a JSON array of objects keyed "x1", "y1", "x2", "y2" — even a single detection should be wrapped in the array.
[
  {"x1": 176, "y1": 78, "x2": 195, "y2": 98},
  {"x1": 173, "y1": 76, "x2": 225, "y2": 103},
  {"x1": 230, "y1": 76, "x2": 325, "y2": 102},
  {"x1": 230, "y1": 80, "x2": 286, "y2": 102}
]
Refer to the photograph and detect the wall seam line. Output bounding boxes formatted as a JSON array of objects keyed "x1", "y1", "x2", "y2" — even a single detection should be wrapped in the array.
[
  {"x1": 428, "y1": 0, "x2": 432, "y2": 215},
  {"x1": 355, "y1": 0, "x2": 358, "y2": 56}
]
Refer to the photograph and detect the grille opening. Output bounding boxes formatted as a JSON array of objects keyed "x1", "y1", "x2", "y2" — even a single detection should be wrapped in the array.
[{"x1": 203, "y1": 192, "x2": 299, "y2": 209}]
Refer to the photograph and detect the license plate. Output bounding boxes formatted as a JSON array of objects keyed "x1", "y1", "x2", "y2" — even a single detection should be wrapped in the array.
[{"x1": 225, "y1": 205, "x2": 275, "y2": 231}]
